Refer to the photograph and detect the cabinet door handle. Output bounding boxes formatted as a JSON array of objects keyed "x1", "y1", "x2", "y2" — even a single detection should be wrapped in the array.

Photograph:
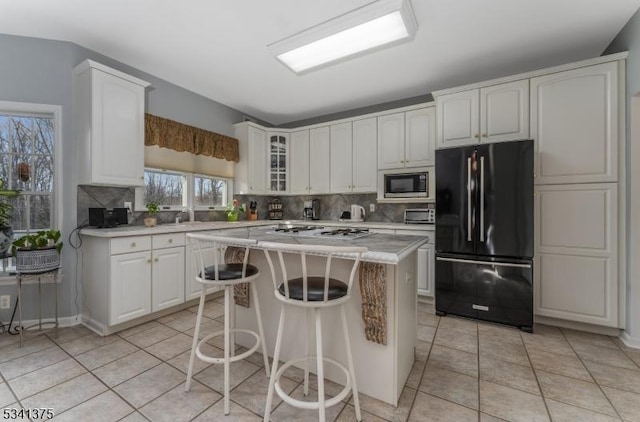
[
  {"x1": 482, "y1": 133, "x2": 487, "y2": 138},
  {"x1": 467, "y1": 156, "x2": 472, "y2": 242},
  {"x1": 168, "y1": 238, "x2": 173, "y2": 243},
  {"x1": 474, "y1": 134, "x2": 480, "y2": 139},
  {"x1": 131, "y1": 242, "x2": 136, "y2": 248},
  {"x1": 480, "y1": 156, "x2": 485, "y2": 243},
  {"x1": 154, "y1": 257, "x2": 159, "y2": 262},
  {"x1": 147, "y1": 259, "x2": 151, "y2": 263}
]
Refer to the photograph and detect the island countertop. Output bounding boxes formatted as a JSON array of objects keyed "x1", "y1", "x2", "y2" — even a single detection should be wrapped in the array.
[{"x1": 80, "y1": 222, "x2": 429, "y2": 264}]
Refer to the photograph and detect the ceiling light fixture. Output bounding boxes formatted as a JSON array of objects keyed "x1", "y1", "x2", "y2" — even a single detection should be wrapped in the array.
[{"x1": 268, "y1": 0, "x2": 418, "y2": 74}]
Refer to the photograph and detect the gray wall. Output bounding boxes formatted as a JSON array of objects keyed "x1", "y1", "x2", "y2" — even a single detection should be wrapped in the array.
[
  {"x1": 0, "y1": 33, "x2": 250, "y2": 323},
  {"x1": 604, "y1": 9, "x2": 640, "y2": 340}
]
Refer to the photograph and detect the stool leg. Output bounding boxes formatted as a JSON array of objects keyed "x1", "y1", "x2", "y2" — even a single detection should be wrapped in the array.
[
  {"x1": 251, "y1": 282, "x2": 270, "y2": 377},
  {"x1": 315, "y1": 308, "x2": 326, "y2": 422},
  {"x1": 18, "y1": 277, "x2": 23, "y2": 347},
  {"x1": 264, "y1": 305, "x2": 286, "y2": 422},
  {"x1": 185, "y1": 287, "x2": 206, "y2": 392},
  {"x1": 304, "y1": 307, "x2": 311, "y2": 396},
  {"x1": 341, "y1": 304, "x2": 361, "y2": 421},
  {"x1": 224, "y1": 284, "x2": 231, "y2": 415}
]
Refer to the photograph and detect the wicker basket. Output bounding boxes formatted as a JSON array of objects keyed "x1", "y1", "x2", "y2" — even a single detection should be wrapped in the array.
[{"x1": 16, "y1": 246, "x2": 61, "y2": 274}]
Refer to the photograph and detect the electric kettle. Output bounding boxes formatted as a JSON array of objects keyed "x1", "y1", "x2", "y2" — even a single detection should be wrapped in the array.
[{"x1": 350, "y1": 204, "x2": 366, "y2": 221}]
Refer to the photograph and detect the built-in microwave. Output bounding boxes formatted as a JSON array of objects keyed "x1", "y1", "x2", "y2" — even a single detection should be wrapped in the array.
[{"x1": 383, "y1": 170, "x2": 428, "y2": 198}]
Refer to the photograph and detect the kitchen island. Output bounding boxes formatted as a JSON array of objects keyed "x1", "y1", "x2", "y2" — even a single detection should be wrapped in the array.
[{"x1": 80, "y1": 221, "x2": 428, "y2": 406}]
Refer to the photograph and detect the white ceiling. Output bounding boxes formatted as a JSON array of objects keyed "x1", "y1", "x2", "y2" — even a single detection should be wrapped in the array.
[{"x1": 1, "y1": 0, "x2": 639, "y2": 125}]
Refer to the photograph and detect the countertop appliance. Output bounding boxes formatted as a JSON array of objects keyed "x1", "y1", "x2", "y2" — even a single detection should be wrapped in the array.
[
  {"x1": 404, "y1": 208, "x2": 435, "y2": 224},
  {"x1": 435, "y1": 139, "x2": 534, "y2": 332},
  {"x1": 350, "y1": 204, "x2": 366, "y2": 221},
  {"x1": 303, "y1": 199, "x2": 320, "y2": 220},
  {"x1": 89, "y1": 207, "x2": 128, "y2": 228}
]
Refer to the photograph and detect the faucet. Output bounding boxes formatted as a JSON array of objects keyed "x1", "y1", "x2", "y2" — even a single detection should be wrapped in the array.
[{"x1": 183, "y1": 207, "x2": 195, "y2": 222}]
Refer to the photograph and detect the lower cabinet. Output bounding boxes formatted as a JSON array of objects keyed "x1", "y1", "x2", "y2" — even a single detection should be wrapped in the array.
[
  {"x1": 185, "y1": 239, "x2": 223, "y2": 300},
  {"x1": 534, "y1": 183, "x2": 619, "y2": 327},
  {"x1": 417, "y1": 243, "x2": 434, "y2": 297},
  {"x1": 83, "y1": 233, "x2": 186, "y2": 331}
]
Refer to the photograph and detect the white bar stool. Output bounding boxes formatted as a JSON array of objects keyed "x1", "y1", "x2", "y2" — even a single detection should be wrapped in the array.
[
  {"x1": 185, "y1": 233, "x2": 270, "y2": 415},
  {"x1": 261, "y1": 242, "x2": 367, "y2": 422}
]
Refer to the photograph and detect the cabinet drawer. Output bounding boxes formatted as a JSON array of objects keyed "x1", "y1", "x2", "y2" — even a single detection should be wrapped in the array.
[
  {"x1": 111, "y1": 236, "x2": 151, "y2": 255},
  {"x1": 152, "y1": 233, "x2": 185, "y2": 249}
]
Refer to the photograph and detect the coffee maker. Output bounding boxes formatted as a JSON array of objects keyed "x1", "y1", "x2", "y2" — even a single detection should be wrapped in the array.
[{"x1": 303, "y1": 199, "x2": 320, "y2": 220}]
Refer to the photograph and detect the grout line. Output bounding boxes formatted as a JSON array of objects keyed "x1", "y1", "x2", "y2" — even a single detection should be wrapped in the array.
[
  {"x1": 558, "y1": 328, "x2": 625, "y2": 421},
  {"x1": 520, "y1": 328, "x2": 553, "y2": 421}
]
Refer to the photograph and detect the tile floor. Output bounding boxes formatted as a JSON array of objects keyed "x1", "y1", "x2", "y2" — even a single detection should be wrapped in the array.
[{"x1": 1, "y1": 299, "x2": 640, "y2": 421}]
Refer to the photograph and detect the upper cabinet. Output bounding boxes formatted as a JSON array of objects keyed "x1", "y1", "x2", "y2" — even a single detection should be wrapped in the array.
[
  {"x1": 290, "y1": 127, "x2": 330, "y2": 195},
  {"x1": 331, "y1": 120, "x2": 377, "y2": 193},
  {"x1": 73, "y1": 60, "x2": 150, "y2": 187},
  {"x1": 531, "y1": 62, "x2": 618, "y2": 184},
  {"x1": 436, "y1": 79, "x2": 529, "y2": 149},
  {"x1": 234, "y1": 123, "x2": 267, "y2": 194},
  {"x1": 378, "y1": 107, "x2": 435, "y2": 169},
  {"x1": 267, "y1": 132, "x2": 289, "y2": 193}
]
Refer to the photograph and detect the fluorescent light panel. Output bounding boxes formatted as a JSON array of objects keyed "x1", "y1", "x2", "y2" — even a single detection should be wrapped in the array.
[{"x1": 269, "y1": 0, "x2": 417, "y2": 74}]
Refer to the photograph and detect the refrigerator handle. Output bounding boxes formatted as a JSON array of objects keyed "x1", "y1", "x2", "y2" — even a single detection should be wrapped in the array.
[
  {"x1": 436, "y1": 257, "x2": 532, "y2": 269},
  {"x1": 480, "y1": 155, "x2": 485, "y2": 242},
  {"x1": 467, "y1": 156, "x2": 472, "y2": 242}
]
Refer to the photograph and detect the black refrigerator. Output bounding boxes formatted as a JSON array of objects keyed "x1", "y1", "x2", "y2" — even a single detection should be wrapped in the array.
[{"x1": 435, "y1": 139, "x2": 534, "y2": 332}]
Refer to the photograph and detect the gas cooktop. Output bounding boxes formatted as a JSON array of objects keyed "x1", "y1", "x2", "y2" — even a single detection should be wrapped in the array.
[{"x1": 267, "y1": 225, "x2": 371, "y2": 239}]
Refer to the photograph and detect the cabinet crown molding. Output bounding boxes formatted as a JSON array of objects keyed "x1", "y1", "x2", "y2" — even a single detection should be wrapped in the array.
[{"x1": 432, "y1": 52, "x2": 627, "y2": 98}]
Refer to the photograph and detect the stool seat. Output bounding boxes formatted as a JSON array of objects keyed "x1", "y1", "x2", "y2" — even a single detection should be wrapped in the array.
[
  {"x1": 278, "y1": 277, "x2": 348, "y2": 301},
  {"x1": 203, "y1": 263, "x2": 259, "y2": 282}
]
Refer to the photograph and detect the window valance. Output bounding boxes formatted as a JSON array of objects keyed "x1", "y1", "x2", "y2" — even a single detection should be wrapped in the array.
[{"x1": 144, "y1": 114, "x2": 239, "y2": 162}]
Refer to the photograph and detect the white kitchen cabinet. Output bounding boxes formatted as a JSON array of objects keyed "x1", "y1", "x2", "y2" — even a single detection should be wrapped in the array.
[
  {"x1": 531, "y1": 62, "x2": 618, "y2": 184},
  {"x1": 417, "y1": 243, "x2": 434, "y2": 297},
  {"x1": 378, "y1": 108, "x2": 435, "y2": 169},
  {"x1": 151, "y1": 233, "x2": 185, "y2": 312},
  {"x1": 331, "y1": 120, "x2": 377, "y2": 193},
  {"x1": 289, "y1": 130, "x2": 310, "y2": 195},
  {"x1": 82, "y1": 233, "x2": 187, "y2": 333},
  {"x1": 73, "y1": 60, "x2": 150, "y2": 187},
  {"x1": 109, "y1": 250, "x2": 152, "y2": 326},
  {"x1": 186, "y1": 238, "x2": 223, "y2": 300},
  {"x1": 436, "y1": 80, "x2": 529, "y2": 149},
  {"x1": 290, "y1": 128, "x2": 331, "y2": 194},
  {"x1": 234, "y1": 123, "x2": 267, "y2": 194},
  {"x1": 534, "y1": 183, "x2": 618, "y2": 327},
  {"x1": 267, "y1": 132, "x2": 289, "y2": 193},
  {"x1": 352, "y1": 118, "x2": 378, "y2": 192}
]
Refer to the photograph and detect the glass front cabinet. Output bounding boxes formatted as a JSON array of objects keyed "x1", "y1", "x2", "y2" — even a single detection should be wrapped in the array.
[{"x1": 267, "y1": 132, "x2": 288, "y2": 193}]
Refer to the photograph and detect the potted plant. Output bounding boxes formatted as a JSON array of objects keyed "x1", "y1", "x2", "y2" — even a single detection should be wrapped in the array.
[
  {"x1": 224, "y1": 199, "x2": 245, "y2": 222},
  {"x1": 0, "y1": 178, "x2": 20, "y2": 257},
  {"x1": 145, "y1": 202, "x2": 159, "y2": 227},
  {"x1": 11, "y1": 230, "x2": 63, "y2": 274}
]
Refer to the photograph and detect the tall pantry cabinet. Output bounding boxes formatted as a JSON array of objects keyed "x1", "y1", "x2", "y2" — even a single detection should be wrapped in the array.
[{"x1": 531, "y1": 60, "x2": 623, "y2": 328}]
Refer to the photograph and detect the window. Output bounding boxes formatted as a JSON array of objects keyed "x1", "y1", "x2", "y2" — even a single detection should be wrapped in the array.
[
  {"x1": 0, "y1": 113, "x2": 55, "y2": 232},
  {"x1": 140, "y1": 168, "x2": 230, "y2": 210},
  {"x1": 144, "y1": 169, "x2": 185, "y2": 209},
  {"x1": 193, "y1": 174, "x2": 227, "y2": 208}
]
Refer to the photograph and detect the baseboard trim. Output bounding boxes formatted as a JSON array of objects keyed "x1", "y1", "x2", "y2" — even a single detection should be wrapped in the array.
[
  {"x1": 534, "y1": 315, "x2": 622, "y2": 337},
  {"x1": 619, "y1": 331, "x2": 640, "y2": 349},
  {"x1": 2, "y1": 315, "x2": 82, "y2": 332}
]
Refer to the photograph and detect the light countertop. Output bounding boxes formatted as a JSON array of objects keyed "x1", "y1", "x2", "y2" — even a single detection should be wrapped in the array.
[{"x1": 80, "y1": 220, "x2": 431, "y2": 264}]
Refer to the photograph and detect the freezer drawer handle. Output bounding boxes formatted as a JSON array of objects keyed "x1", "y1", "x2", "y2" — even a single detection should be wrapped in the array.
[
  {"x1": 467, "y1": 156, "x2": 472, "y2": 242},
  {"x1": 473, "y1": 304, "x2": 489, "y2": 312},
  {"x1": 436, "y1": 257, "x2": 532, "y2": 269}
]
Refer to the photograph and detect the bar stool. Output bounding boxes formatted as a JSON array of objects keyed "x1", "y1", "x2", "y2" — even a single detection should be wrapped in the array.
[
  {"x1": 261, "y1": 242, "x2": 367, "y2": 422},
  {"x1": 185, "y1": 233, "x2": 270, "y2": 415}
]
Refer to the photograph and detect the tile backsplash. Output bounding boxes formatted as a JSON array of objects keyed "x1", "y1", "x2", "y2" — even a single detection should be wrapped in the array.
[{"x1": 77, "y1": 185, "x2": 430, "y2": 227}]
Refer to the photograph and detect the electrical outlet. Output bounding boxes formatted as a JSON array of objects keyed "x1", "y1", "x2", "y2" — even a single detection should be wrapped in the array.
[
  {"x1": 124, "y1": 202, "x2": 132, "y2": 212},
  {"x1": 0, "y1": 295, "x2": 10, "y2": 310},
  {"x1": 369, "y1": 203, "x2": 376, "y2": 213}
]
